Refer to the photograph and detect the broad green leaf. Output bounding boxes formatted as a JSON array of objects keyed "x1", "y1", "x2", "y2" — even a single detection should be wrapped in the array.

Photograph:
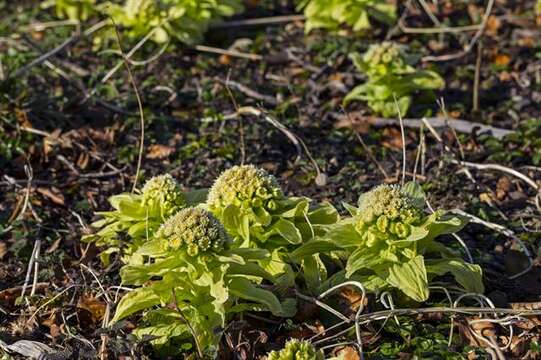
[
  {"x1": 382, "y1": 255, "x2": 429, "y2": 302},
  {"x1": 345, "y1": 248, "x2": 382, "y2": 277},
  {"x1": 274, "y1": 218, "x2": 303, "y2": 245},
  {"x1": 402, "y1": 181, "x2": 426, "y2": 209},
  {"x1": 289, "y1": 239, "x2": 343, "y2": 262},
  {"x1": 111, "y1": 287, "x2": 161, "y2": 323},
  {"x1": 302, "y1": 254, "x2": 327, "y2": 292},
  {"x1": 228, "y1": 278, "x2": 296, "y2": 317},
  {"x1": 308, "y1": 202, "x2": 340, "y2": 224},
  {"x1": 228, "y1": 262, "x2": 276, "y2": 283},
  {"x1": 426, "y1": 259, "x2": 484, "y2": 293},
  {"x1": 321, "y1": 221, "x2": 362, "y2": 248}
]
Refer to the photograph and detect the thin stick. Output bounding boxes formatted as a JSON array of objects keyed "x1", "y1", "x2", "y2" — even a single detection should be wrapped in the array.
[
  {"x1": 329, "y1": 113, "x2": 514, "y2": 139},
  {"x1": 110, "y1": 18, "x2": 145, "y2": 193},
  {"x1": 452, "y1": 209, "x2": 534, "y2": 279},
  {"x1": 473, "y1": 42, "x2": 483, "y2": 112},
  {"x1": 20, "y1": 239, "x2": 40, "y2": 302},
  {"x1": 211, "y1": 14, "x2": 305, "y2": 28},
  {"x1": 195, "y1": 45, "x2": 262, "y2": 61},
  {"x1": 30, "y1": 241, "x2": 41, "y2": 297},
  {"x1": 450, "y1": 160, "x2": 539, "y2": 191},
  {"x1": 422, "y1": 0, "x2": 495, "y2": 62}
]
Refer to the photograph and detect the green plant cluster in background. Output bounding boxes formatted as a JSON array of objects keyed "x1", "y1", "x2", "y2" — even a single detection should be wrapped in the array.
[
  {"x1": 297, "y1": 0, "x2": 396, "y2": 33},
  {"x1": 345, "y1": 42, "x2": 445, "y2": 117},
  {"x1": 267, "y1": 339, "x2": 324, "y2": 360},
  {"x1": 41, "y1": 0, "x2": 245, "y2": 45},
  {"x1": 86, "y1": 166, "x2": 483, "y2": 357}
]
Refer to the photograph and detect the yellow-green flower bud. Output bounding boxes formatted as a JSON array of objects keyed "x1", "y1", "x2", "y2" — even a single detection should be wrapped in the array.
[
  {"x1": 355, "y1": 184, "x2": 422, "y2": 243},
  {"x1": 267, "y1": 339, "x2": 323, "y2": 360},
  {"x1": 207, "y1": 165, "x2": 283, "y2": 215},
  {"x1": 141, "y1": 174, "x2": 185, "y2": 218},
  {"x1": 157, "y1": 207, "x2": 229, "y2": 255}
]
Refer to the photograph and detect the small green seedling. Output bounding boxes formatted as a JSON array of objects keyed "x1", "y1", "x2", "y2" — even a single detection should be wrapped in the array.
[
  {"x1": 267, "y1": 339, "x2": 324, "y2": 360},
  {"x1": 345, "y1": 42, "x2": 445, "y2": 117},
  {"x1": 297, "y1": 0, "x2": 396, "y2": 33},
  {"x1": 43, "y1": 0, "x2": 244, "y2": 45}
]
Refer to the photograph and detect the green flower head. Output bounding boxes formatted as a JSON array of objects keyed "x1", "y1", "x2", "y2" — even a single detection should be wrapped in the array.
[
  {"x1": 267, "y1": 339, "x2": 324, "y2": 360},
  {"x1": 157, "y1": 207, "x2": 229, "y2": 256},
  {"x1": 362, "y1": 41, "x2": 407, "y2": 77},
  {"x1": 356, "y1": 184, "x2": 422, "y2": 244},
  {"x1": 141, "y1": 174, "x2": 185, "y2": 218},
  {"x1": 207, "y1": 165, "x2": 283, "y2": 214}
]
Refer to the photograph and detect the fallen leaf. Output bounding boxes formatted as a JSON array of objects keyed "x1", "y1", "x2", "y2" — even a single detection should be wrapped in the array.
[
  {"x1": 146, "y1": 144, "x2": 175, "y2": 159},
  {"x1": 332, "y1": 346, "x2": 360, "y2": 360},
  {"x1": 0, "y1": 241, "x2": 7, "y2": 259},
  {"x1": 334, "y1": 112, "x2": 371, "y2": 134},
  {"x1": 37, "y1": 187, "x2": 65, "y2": 206},
  {"x1": 76, "y1": 152, "x2": 90, "y2": 170},
  {"x1": 493, "y1": 54, "x2": 511, "y2": 66},
  {"x1": 496, "y1": 176, "x2": 511, "y2": 200},
  {"x1": 485, "y1": 16, "x2": 501, "y2": 36},
  {"x1": 77, "y1": 293, "x2": 107, "y2": 323}
]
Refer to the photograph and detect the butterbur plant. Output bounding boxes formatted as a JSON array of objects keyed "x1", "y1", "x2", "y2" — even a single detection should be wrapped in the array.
[
  {"x1": 41, "y1": 0, "x2": 97, "y2": 21},
  {"x1": 345, "y1": 42, "x2": 445, "y2": 117},
  {"x1": 206, "y1": 165, "x2": 339, "y2": 288},
  {"x1": 293, "y1": 182, "x2": 484, "y2": 302},
  {"x1": 267, "y1": 339, "x2": 324, "y2": 360},
  {"x1": 82, "y1": 174, "x2": 196, "y2": 264},
  {"x1": 297, "y1": 0, "x2": 396, "y2": 34},
  {"x1": 43, "y1": 0, "x2": 244, "y2": 45},
  {"x1": 112, "y1": 207, "x2": 296, "y2": 356}
]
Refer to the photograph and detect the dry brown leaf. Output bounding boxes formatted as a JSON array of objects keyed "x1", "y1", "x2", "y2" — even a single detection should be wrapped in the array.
[
  {"x1": 382, "y1": 127, "x2": 404, "y2": 150},
  {"x1": 77, "y1": 293, "x2": 107, "y2": 323},
  {"x1": 332, "y1": 346, "x2": 361, "y2": 360},
  {"x1": 334, "y1": 112, "x2": 371, "y2": 134},
  {"x1": 493, "y1": 54, "x2": 511, "y2": 66},
  {"x1": 37, "y1": 187, "x2": 65, "y2": 206},
  {"x1": 496, "y1": 176, "x2": 511, "y2": 200},
  {"x1": 76, "y1": 152, "x2": 90, "y2": 170},
  {"x1": 146, "y1": 144, "x2": 175, "y2": 159},
  {"x1": 485, "y1": 16, "x2": 501, "y2": 36},
  {"x1": 0, "y1": 241, "x2": 7, "y2": 259}
]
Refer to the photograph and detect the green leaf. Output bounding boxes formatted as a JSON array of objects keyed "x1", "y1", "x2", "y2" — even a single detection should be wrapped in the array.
[
  {"x1": 381, "y1": 255, "x2": 429, "y2": 302},
  {"x1": 290, "y1": 239, "x2": 343, "y2": 262},
  {"x1": 184, "y1": 189, "x2": 208, "y2": 205},
  {"x1": 308, "y1": 202, "x2": 340, "y2": 224},
  {"x1": 111, "y1": 287, "x2": 161, "y2": 323},
  {"x1": 274, "y1": 218, "x2": 303, "y2": 245},
  {"x1": 402, "y1": 181, "x2": 426, "y2": 209},
  {"x1": 228, "y1": 278, "x2": 296, "y2": 317},
  {"x1": 321, "y1": 221, "x2": 362, "y2": 248},
  {"x1": 345, "y1": 248, "x2": 383, "y2": 277},
  {"x1": 341, "y1": 202, "x2": 359, "y2": 216},
  {"x1": 426, "y1": 259, "x2": 484, "y2": 293},
  {"x1": 302, "y1": 254, "x2": 327, "y2": 292}
]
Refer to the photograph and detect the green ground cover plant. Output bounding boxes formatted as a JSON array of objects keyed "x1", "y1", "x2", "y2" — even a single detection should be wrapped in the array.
[
  {"x1": 297, "y1": 0, "x2": 396, "y2": 33},
  {"x1": 292, "y1": 182, "x2": 484, "y2": 302},
  {"x1": 345, "y1": 42, "x2": 445, "y2": 117},
  {"x1": 84, "y1": 166, "x2": 484, "y2": 356},
  {"x1": 42, "y1": 0, "x2": 245, "y2": 45},
  {"x1": 112, "y1": 206, "x2": 296, "y2": 356}
]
